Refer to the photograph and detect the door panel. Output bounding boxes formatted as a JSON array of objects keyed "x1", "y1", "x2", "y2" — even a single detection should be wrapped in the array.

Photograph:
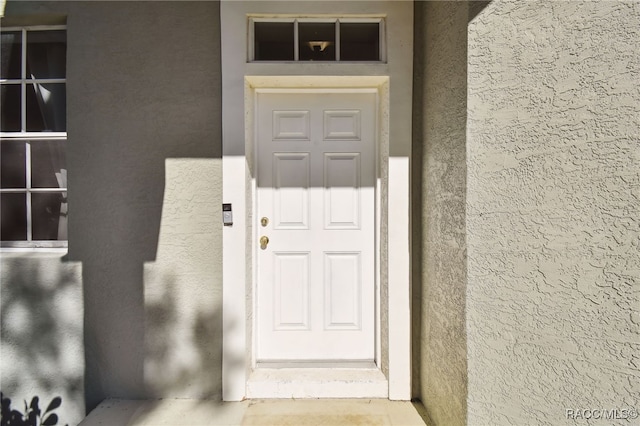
[
  {"x1": 324, "y1": 153, "x2": 361, "y2": 229},
  {"x1": 273, "y1": 111, "x2": 310, "y2": 140},
  {"x1": 273, "y1": 153, "x2": 309, "y2": 229},
  {"x1": 324, "y1": 252, "x2": 361, "y2": 330},
  {"x1": 257, "y1": 91, "x2": 376, "y2": 362},
  {"x1": 274, "y1": 252, "x2": 310, "y2": 330},
  {"x1": 323, "y1": 110, "x2": 361, "y2": 140}
]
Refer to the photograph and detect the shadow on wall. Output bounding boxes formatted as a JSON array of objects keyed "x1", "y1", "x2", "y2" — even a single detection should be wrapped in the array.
[
  {"x1": 72, "y1": 157, "x2": 224, "y2": 414},
  {"x1": 0, "y1": 257, "x2": 83, "y2": 425},
  {"x1": 1, "y1": 393, "x2": 68, "y2": 426},
  {"x1": 0, "y1": 0, "x2": 227, "y2": 414},
  {"x1": 143, "y1": 268, "x2": 224, "y2": 399},
  {"x1": 71, "y1": 145, "x2": 223, "y2": 412},
  {"x1": 125, "y1": 268, "x2": 245, "y2": 425},
  {"x1": 410, "y1": 1, "x2": 490, "y2": 425},
  {"x1": 469, "y1": 1, "x2": 491, "y2": 23}
]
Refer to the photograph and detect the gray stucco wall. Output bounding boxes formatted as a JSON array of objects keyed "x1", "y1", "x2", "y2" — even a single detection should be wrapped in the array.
[
  {"x1": 467, "y1": 1, "x2": 639, "y2": 424},
  {"x1": 2, "y1": 0, "x2": 223, "y2": 421},
  {"x1": 68, "y1": 1, "x2": 223, "y2": 410},
  {"x1": 412, "y1": 2, "x2": 470, "y2": 425}
]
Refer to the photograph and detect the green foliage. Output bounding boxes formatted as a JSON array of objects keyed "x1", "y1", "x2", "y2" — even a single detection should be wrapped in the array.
[{"x1": 0, "y1": 393, "x2": 66, "y2": 426}]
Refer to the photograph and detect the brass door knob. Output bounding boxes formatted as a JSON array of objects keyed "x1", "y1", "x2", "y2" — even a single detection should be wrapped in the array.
[{"x1": 260, "y1": 236, "x2": 269, "y2": 250}]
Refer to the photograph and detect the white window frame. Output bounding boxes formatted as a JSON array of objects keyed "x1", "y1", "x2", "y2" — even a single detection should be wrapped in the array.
[
  {"x1": 248, "y1": 17, "x2": 386, "y2": 63},
  {"x1": 1, "y1": 25, "x2": 68, "y2": 249}
]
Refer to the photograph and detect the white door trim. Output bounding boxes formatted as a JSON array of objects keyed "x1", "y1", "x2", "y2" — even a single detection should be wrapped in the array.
[
  {"x1": 222, "y1": 76, "x2": 410, "y2": 400},
  {"x1": 222, "y1": 76, "x2": 411, "y2": 399}
]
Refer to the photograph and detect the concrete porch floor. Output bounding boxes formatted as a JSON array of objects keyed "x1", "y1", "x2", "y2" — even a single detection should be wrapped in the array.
[{"x1": 79, "y1": 398, "x2": 429, "y2": 426}]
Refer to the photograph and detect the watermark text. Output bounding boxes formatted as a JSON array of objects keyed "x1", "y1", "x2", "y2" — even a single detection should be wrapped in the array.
[{"x1": 566, "y1": 408, "x2": 638, "y2": 420}]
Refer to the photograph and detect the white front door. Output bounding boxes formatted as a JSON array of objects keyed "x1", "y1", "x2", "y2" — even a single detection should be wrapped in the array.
[{"x1": 256, "y1": 91, "x2": 376, "y2": 362}]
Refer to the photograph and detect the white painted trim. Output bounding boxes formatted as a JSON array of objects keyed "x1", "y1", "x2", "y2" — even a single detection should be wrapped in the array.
[
  {"x1": 387, "y1": 157, "x2": 411, "y2": 400},
  {"x1": 0, "y1": 132, "x2": 67, "y2": 140},
  {"x1": 0, "y1": 79, "x2": 66, "y2": 84},
  {"x1": 0, "y1": 243, "x2": 67, "y2": 249},
  {"x1": 1, "y1": 25, "x2": 66, "y2": 31},
  {"x1": 0, "y1": 247, "x2": 67, "y2": 253},
  {"x1": 374, "y1": 89, "x2": 383, "y2": 377},
  {"x1": 0, "y1": 188, "x2": 67, "y2": 193},
  {"x1": 25, "y1": 141, "x2": 33, "y2": 241},
  {"x1": 222, "y1": 155, "x2": 248, "y2": 401},
  {"x1": 253, "y1": 87, "x2": 378, "y2": 94},
  {"x1": 21, "y1": 28, "x2": 27, "y2": 131}
]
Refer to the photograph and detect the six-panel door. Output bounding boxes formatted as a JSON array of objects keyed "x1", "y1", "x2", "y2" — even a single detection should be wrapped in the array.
[{"x1": 257, "y1": 91, "x2": 376, "y2": 361}]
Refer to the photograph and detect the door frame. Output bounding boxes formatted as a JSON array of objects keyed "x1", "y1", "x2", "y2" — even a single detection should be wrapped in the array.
[
  {"x1": 220, "y1": 0, "x2": 413, "y2": 403},
  {"x1": 251, "y1": 87, "x2": 382, "y2": 369},
  {"x1": 221, "y1": 75, "x2": 411, "y2": 399}
]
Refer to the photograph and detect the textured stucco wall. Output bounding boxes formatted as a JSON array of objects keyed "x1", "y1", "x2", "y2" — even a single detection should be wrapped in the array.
[
  {"x1": 412, "y1": 2, "x2": 469, "y2": 425},
  {"x1": 467, "y1": 1, "x2": 639, "y2": 424},
  {"x1": 1, "y1": 254, "x2": 84, "y2": 425},
  {"x1": 2, "y1": 0, "x2": 223, "y2": 417}
]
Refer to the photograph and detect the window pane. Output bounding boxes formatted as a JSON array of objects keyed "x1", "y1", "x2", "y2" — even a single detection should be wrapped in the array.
[
  {"x1": 254, "y1": 22, "x2": 294, "y2": 61},
  {"x1": 26, "y1": 83, "x2": 66, "y2": 132},
  {"x1": 31, "y1": 141, "x2": 66, "y2": 188},
  {"x1": 1, "y1": 193, "x2": 27, "y2": 240},
  {"x1": 340, "y1": 23, "x2": 380, "y2": 61},
  {"x1": 26, "y1": 30, "x2": 66, "y2": 79},
  {"x1": 299, "y1": 23, "x2": 335, "y2": 61},
  {"x1": 1, "y1": 31, "x2": 22, "y2": 80},
  {"x1": 1, "y1": 141, "x2": 27, "y2": 188},
  {"x1": 32, "y1": 192, "x2": 67, "y2": 240},
  {"x1": 1, "y1": 84, "x2": 22, "y2": 131}
]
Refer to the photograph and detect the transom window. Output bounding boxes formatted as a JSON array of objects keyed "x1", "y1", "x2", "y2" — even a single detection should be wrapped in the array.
[
  {"x1": 1, "y1": 26, "x2": 67, "y2": 248},
  {"x1": 250, "y1": 18, "x2": 384, "y2": 62}
]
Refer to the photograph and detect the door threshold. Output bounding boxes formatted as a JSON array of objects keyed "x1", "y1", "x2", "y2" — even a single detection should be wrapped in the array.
[{"x1": 247, "y1": 366, "x2": 388, "y2": 399}]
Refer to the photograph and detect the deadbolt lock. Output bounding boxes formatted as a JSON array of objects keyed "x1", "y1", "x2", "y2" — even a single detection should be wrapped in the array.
[
  {"x1": 260, "y1": 236, "x2": 269, "y2": 250},
  {"x1": 261, "y1": 217, "x2": 269, "y2": 227}
]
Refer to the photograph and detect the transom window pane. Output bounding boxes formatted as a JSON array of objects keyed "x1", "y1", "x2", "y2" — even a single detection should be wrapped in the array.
[
  {"x1": 340, "y1": 23, "x2": 380, "y2": 61},
  {"x1": 251, "y1": 18, "x2": 383, "y2": 62},
  {"x1": 298, "y1": 23, "x2": 335, "y2": 61},
  {"x1": 254, "y1": 22, "x2": 294, "y2": 61}
]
